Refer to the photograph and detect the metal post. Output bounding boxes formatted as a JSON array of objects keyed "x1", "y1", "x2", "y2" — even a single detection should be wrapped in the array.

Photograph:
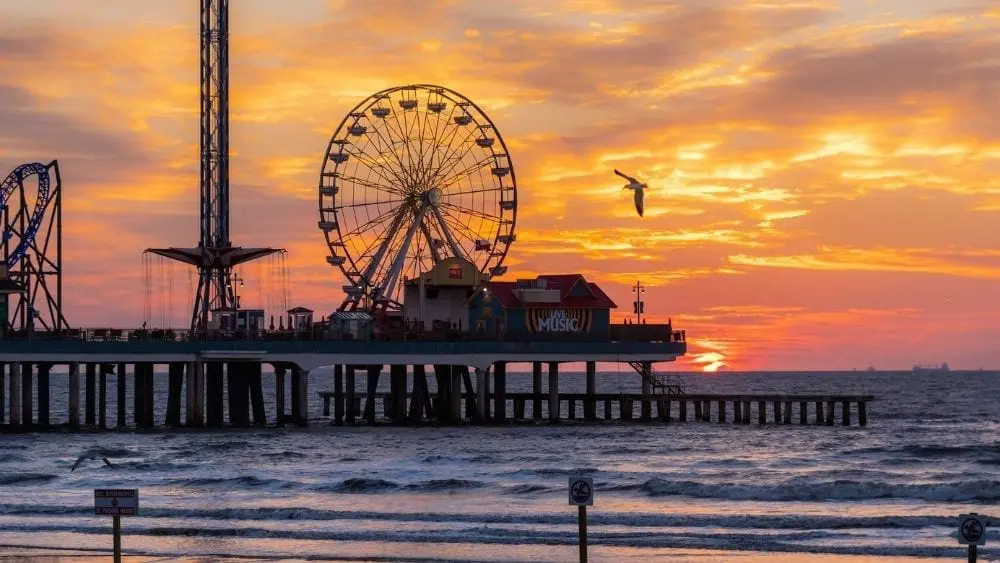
[
  {"x1": 113, "y1": 515, "x2": 122, "y2": 563},
  {"x1": 969, "y1": 545, "x2": 976, "y2": 563},
  {"x1": 578, "y1": 505, "x2": 588, "y2": 563}
]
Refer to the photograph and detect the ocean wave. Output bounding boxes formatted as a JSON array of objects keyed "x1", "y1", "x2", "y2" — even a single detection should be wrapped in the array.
[
  {"x1": 0, "y1": 519, "x2": 996, "y2": 560},
  {"x1": 624, "y1": 477, "x2": 1000, "y2": 501},
  {"x1": 0, "y1": 473, "x2": 58, "y2": 486},
  {"x1": 314, "y1": 477, "x2": 398, "y2": 493},
  {"x1": 402, "y1": 479, "x2": 486, "y2": 492},
  {"x1": 167, "y1": 476, "x2": 291, "y2": 489},
  {"x1": 261, "y1": 450, "x2": 309, "y2": 460},
  {"x1": 314, "y1": 478, "x2": 487, "y2": 493},
  {"x1": 1, "y1": 502, "x2": 987, "y2": 530}
]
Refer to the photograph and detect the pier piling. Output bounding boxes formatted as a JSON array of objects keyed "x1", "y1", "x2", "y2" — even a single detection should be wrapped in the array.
[
  {"x1": 39, "y1": 363, "x2": 51, "y2": 428},
  {"x1": 345, "y1": 365, "x2": 356, "y2": 424},
  {"x1": 9, "y1": 363, "x2": 21, "y2": 429},
  {"x1": 99, "y1": 365, "x2": 108, "y2": 429},
  {"x1": 133, "y1": 364, "x2": 146, "y2": 428},
  {"x1": 206, "y1": 362, "x2": 225, "y2": 427},
  {"x1": 547, "y1": 362, "x2": 559, "y2": 423},
  {"x1": 584, "y1": 362, "x2": 596, "y2": 421},
  {"x1": 274, "y1": 366, "x2": 286, "y2": 425},
  {"x1": 294, "y1": 368, "x2": 309, "y2": 426},
  {"x1": 116, "y1": 363, "x2": 126, "y2": 428},
  {"x1": 68, "y1": 363, "x2": 80, "y2": 428},
  {"x1": 532, "y1": 362, "x2": 543, "y2": 420},
  {"x1": 494, "y1": 362, "x2": 507, "y2": 424},
  {"x1": 21, "y1": 362, "x2": 32, "y2": 427},
  {"x1": 333, "y1": 365, "x2": 344, "y2": 425},
  {"x1": 85, "y1": 364, "x2": 96, "y2": 426},
  {"x1": 166, "y1": 363, "x2": 184, "y2": 427}
]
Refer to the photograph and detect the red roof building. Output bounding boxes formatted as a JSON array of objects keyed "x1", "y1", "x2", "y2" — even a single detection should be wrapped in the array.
[{"x1": 466, "y1": 274, "x2": 617, "y2": 340}]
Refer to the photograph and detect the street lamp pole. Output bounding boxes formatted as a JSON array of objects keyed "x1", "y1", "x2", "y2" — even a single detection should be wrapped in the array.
[
  {"x1": 231, "y1": 272, "x2": 245, "y2": 310},
  {"x1": 632, "y1": 281, "x2": 645, "y2": 325}
]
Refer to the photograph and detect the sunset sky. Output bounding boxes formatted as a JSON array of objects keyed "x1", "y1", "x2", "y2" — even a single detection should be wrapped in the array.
[{"x1": 1, "y1": 0, "x2": 997, "y2": 371}]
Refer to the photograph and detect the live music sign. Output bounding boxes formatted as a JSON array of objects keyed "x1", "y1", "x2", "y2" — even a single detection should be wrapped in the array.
[{"x1": 94, "y1": 489, "x2": 139, "y2": 516}]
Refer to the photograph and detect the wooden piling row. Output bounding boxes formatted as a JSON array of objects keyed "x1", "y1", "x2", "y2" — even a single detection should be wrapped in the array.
[
  {"x1": 316, "y1": 388, "x2": 874, "y2": 428},
  {"x1": 0, "y1": 361, "x2": 874, "y2": 431}
]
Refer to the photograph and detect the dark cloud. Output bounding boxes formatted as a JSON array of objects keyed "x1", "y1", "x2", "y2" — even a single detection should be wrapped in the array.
[{"x1": 731, "y1": 30, "x2": 1000, "y2": 127}]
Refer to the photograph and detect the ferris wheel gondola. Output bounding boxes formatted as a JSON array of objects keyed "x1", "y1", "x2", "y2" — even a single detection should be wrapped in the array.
[{"x1": 318, "y1": 84, "x2": 518, "y2": 313}]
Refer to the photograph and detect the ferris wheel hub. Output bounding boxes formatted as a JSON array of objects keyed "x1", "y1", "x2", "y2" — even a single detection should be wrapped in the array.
[{"x1": 424, "y1": 187, "x2": 444, "y2": 207}]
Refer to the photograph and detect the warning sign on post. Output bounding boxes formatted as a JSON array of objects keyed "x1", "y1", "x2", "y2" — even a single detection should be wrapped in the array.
[
  {"x1": 568, "y1": 476, "x2": 594, "y2": 507},
  {"x1": 94, "y1": 489, "x2": 139, "y2": 516},
  {"x1": 958, "y1": 513, "x2": 987, "y2": 546}
]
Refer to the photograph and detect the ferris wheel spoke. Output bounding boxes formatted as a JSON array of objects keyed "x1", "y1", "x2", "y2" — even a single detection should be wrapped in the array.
[
  {"x1": 341, "y1": 203, "x2": 404, "y2": 240},
  {"x1": 359, "y1": 204, "x2": 411, "y2": 285},
  {"x1": 380, "y1": 111, "x2": 415, "y2": 183},
  {"x1": 439, "y1": 157, "x2": 494, "y2": 191},
  {"x1": 347, "y1": 133, "x2": 412, "y2": 191},
  {"x1": 440, "y1": 207, "x2": 492, "y2": 251},
  {"x1": 343, "y1": 147, "x2": 408, "y2": 194},
  {"x1": 393, "y1": 104, "x2": 421, "y2": 187},
  {"x1": 340, "y1": 173, "x2": 407, "y2": 199},
  {"x1": 354, "y1": 204, "x2": 408, "y2": 260},
  {"x1": 367, "y1": 119, "x2": 411, "y2": 179},
  {"x1": 428, "y1": 112, "x2": 469, "y2": 174},
  {"x1": 432, "y1": 124, "x2": 492, "y2": 186},
  {"x1": 336, "y1": 197, "x2": 407, "y2": 210},
  {"x1": 441, "y1": 200, "x2": 502, "y2": 224},
  {"x1": 443, "y1": 187, "x2": 501, "y2": 198},
  {"x1": 427, "y1": 103, "x2": 458, "y2": 172},
  {"x1": 430, "y1": 126, "x2": 482, "y2": 187}
]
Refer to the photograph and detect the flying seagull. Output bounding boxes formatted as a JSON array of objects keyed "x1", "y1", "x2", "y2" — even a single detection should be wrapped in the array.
[
  {"x1": 71, "y1": 455, "x2": 114, "y2": 472},
  {"x1": 615, "y1": 169, "x2": 647, "y2": 217}
]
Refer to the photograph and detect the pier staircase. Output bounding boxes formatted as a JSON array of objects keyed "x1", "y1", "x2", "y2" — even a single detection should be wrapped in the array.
[{"x1": 629, "y1": 361, "x2": 685, "y2": 395}]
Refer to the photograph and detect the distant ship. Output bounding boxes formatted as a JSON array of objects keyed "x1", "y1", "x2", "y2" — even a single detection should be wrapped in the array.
[{"x1": 913, "y1": 362, "x2": 950, "y2": 374}]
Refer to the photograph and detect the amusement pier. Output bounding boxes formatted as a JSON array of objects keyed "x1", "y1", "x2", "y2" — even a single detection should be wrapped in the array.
[{"x1": 0, "y1": 1, "x2": 871, "y2": 432}]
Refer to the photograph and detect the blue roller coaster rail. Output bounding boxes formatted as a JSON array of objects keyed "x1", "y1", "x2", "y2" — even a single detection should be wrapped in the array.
[{"x1": 1, "y1": 162, "x2": 53, "y2": 267}]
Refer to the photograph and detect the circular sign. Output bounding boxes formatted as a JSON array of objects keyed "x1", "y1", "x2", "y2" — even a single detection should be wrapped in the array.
[
  {"x1": 961, "y1": 517, "x2": 984, "y2": 543},
  {"x1": 570, "y1": 479, "x2": 592, "y2": 504}
]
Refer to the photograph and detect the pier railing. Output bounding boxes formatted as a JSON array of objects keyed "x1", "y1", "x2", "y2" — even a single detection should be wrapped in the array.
[{"x1": 4, "y1": 324, "x2": 687, "y2": 345}]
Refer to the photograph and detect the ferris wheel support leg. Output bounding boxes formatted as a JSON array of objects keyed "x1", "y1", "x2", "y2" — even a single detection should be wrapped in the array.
[
  {"x1": 383, "y1": 207, "x2": 426, "y2": 302},
  {"x1": 360, "y1": 207, "x2": 409, "y2": 289},
  {"x1": 430, "y1": 205, "x2": 466, "y2": 261}
]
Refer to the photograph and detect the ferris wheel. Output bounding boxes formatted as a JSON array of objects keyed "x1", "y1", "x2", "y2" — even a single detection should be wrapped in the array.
[{"x1": 318, "y1": 84, "x2": 517, "y2": 312}]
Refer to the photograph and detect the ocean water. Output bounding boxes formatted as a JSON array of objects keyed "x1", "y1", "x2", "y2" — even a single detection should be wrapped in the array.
[{"x1": 0, "y1": 370, "x2": 997, "y2": 562}]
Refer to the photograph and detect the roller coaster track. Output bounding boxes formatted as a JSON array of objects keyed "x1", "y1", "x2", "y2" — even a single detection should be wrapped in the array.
[
  {"x1": 0, "y1": 160, "x2": 67, "y2": 332},
  {"x1": 1, "y1": 162, "x2": 53, "y2": 267}
]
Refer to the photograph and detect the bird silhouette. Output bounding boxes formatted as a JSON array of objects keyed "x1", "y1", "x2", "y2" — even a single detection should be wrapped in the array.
[
  {"x1": 70, "y1": 455, "x2": 114, "y2": 472},
  {"x1": 615, "y1": 169, "x2": 647, "y2": 217}
]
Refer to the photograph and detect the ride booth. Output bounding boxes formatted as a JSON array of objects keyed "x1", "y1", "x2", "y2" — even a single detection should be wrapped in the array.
[
  {"x1": 465, "y1": 274, "x2": 616, "y2": 341},
  {"x1": 403, "y1": 257, "x2": 484, "y2": 332}
]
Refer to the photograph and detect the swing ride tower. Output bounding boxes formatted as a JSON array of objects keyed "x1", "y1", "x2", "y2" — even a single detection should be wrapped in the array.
[{"x1": 147, "y1": 0, "x2": 282, "y2": 334}]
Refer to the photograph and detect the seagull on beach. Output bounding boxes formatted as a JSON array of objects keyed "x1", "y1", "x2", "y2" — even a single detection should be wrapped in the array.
[
  {"x1": 70, "y1": 455, "x2": 114, "y2": 472},
  {"x1": 615, "y1": 169, "x2": 647, "y2": 217}
]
